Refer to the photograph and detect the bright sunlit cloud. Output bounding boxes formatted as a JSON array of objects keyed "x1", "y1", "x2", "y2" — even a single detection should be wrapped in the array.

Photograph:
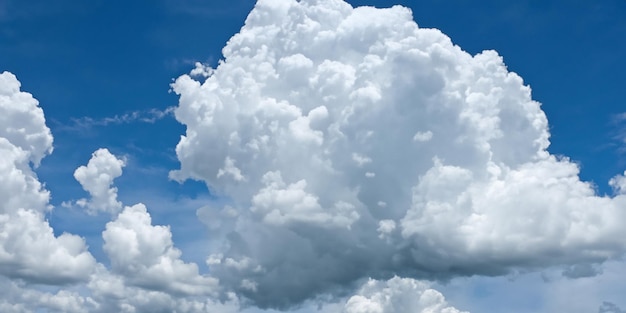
[{"x1": 1, "y1": 0, "x2": 625, "y2": 312}]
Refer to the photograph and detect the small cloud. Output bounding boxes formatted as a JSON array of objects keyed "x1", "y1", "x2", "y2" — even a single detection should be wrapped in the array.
[
  {"x1": 377, "y1": 219, "x2": 396, "y2": 240},
  {"x1": 352, "y1": 153, "x2": 372, "y2": 167},
  {"x1": 72, "y1": 148, "x2": 126, "y2": 215},
  {"x1": 413, "y1": 130, "x2": 433, "y2": 142},
  {"x1": 190, "y1": 62, "x2": 215, "y2": 78}
]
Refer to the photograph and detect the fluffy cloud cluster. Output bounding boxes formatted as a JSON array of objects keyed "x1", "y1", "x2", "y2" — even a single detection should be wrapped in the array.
[
  {"x1": 170, "y1": 0, "x2": 626, "y2": 308},
  {"x1": 0, "y1": 72, "x2": 235, "y2": 312}
]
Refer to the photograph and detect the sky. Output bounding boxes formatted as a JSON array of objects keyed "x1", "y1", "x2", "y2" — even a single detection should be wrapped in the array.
[{"x1": 1, "y1": 0, "x2": 626, "y2": 312}]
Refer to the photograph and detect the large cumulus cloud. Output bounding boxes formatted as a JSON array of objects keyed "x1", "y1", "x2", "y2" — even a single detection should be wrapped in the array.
[
  {"x1": 2, "y1": 0, "x2": 625, "y2": 311},
  {"x1": 0, "y1": 71, "x2": 95, "y2": 285},
  {"x1": 170, "y1": 0, "x2": 626, "y2": 308}
]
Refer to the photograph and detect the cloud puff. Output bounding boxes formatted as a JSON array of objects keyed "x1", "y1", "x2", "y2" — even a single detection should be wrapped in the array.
[
  {"x1": 73, "y1": 148, "x2": 126, "y2": 214},
  {"x1": 344, "y1": 277, "x2": 466, "y2": 313},
  {"x1": 103, "y1": 203, "x2": 218, "y2": 296},
  {"x1": 64, "y1": 106, "x2": 175, "y2": 131},
  {"x1": 170, "y1": 0, "x2": 626, "y2": 308}
]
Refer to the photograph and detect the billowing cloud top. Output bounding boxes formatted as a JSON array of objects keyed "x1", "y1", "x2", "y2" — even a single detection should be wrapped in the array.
[
  {"x1": 344, "y1": 277, "x2": 467, "y2": 313},
  {"x1": 0, "y1": 71, "x2": 53, "y2": 166},
  {"x1": 1, "y1": 0, "x2": 625, "y2": 312},
  {"x1": 170, "y1": 0, "x2": 626, "y2": 308}
]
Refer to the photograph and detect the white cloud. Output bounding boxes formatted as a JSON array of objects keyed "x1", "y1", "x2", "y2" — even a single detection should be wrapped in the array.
[
  {"x1": 190, "y1": 62, "x2": 215, "y2": 78},
  {"x1": 352, "y1": 153, "x2": 372, "y2": 167},
  {"x1": 377, "y1": 219, "x2": 395, "y2": 240},
  {"x1": 73, "y1": 148, "x2": 126, "y2": 214},
  {"x1": 0, "y1": 72, "x2": 96, "y2": 286},
  {"x1": 2, "y1": 0, "x2": 626, "y2": 311},
  {"x1": 102, "y1": 203, "x2": 218, "y2": 296},
  {"x1": 169, "y1": 0, "x2": 626, "y2": 308},
  {"x1": 344, "y1": 277, "x2": 466, "y2": 313},
  {"x1": 0, "y1": 209, "x2": 96, "y2": 284},
  {"x1": 413, "y1": 131, "x2": 433, "y2": 142}
]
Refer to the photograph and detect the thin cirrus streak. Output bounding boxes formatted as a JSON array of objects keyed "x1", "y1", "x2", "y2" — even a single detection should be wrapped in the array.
[{"x1": 53, "y1": 106, "x2": 176, "y2": 131}]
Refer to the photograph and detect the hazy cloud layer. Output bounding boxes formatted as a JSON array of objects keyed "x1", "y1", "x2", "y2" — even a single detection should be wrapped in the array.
[
  {"x1": 171, "y1": 0, "x2": 626, "y2": 308},
  {"x1": 0, "y1": 71, "x2": 53, "y2": 165}
]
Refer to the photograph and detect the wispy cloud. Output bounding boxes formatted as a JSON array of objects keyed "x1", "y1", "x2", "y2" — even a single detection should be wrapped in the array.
[
  {"x1": 614, "y1": 112, "x2": 626, "y2": 123},
  {"x1": 611, "y1": 112, "x2": 626, "y2": 152},
  {"x1": 599, "y1": 301, "x2": 626, "y2": 313},
  {"x1": 56, "y1": 106, "x2": 175, "y2": 131}
]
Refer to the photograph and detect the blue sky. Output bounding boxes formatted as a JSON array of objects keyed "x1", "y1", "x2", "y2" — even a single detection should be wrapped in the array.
[
  {"x1": 4, "y1": 0, "x2": 625, "y2": 195},
  {"x1": 1, "y1": 0, "x2": 626, "y2": 312}
]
